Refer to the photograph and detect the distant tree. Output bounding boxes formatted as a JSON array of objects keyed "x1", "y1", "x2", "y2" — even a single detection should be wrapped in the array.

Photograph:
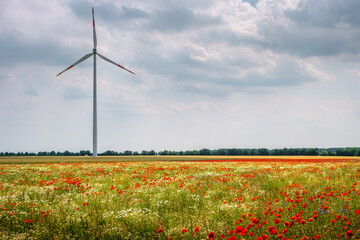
[
  {"x1": 216, "y1": 149, "x2": 227, "y2": 155},
  {"x1": 250, "y1": 149, "x2": 259, "y2": 155},
  {"x1": 328, "y1": 151, "x2": 336, "y2": 156},
  {"x1": 258, "y1": 148, "x2": 270, "y2": 155},
  {"x1": 199, "y1": 148, "x2": 211, "y2": 155},
  {"x1": 210, "y1": 150, "x2": 218, "y2": 155},
  {"x1": 288, "y1": 148, "x2": 299, "y2": 155},
  {"x1": 335, "y1": 148, "x2": 346, "y2": 156},
  {"x1": 344, "y1": 148, "x2": 357, "y2": 156},
  {"x1": 298, "y1": 148, "x2": 307, "y2": 155},
  {"x1": 242, "y1": 149, "x2": 249, "y2": 155},
  {"x1": 282, "y1": 148, "x2": 289, "y2": 155},
  {"x1": 38, "y1": 151, "x2": 49, "y2": 156},
  {"x1": 304, "y1": 148, "x2": 319, "y2": 156},
  {"x1": 319, "y1": 150, "x2": 328, "y2": 156},
  {"x1": 184, "y1": 150, "x2": 199, "y2": 155},
  {"x1": 63, "y1": 151, "x2": 71, "y2": 156},
  {"x1": 168, "y1": 151, "x2": 177, "y2": 155},
  {"x1": 356, "y1": 149, "x2": 360, "y2": 156},
  {"x1": 159, "y1": 150, "x2": 169, "y2": 155},
  {"x1": 102, "y1": 150, "x2": 118, "y2": 156},
  {"x1": 228, "y1": 148, "x2": 240, "y2": 155},
  {"x1": 123, "y1": 150, "x2": 132, "y2": 156}
]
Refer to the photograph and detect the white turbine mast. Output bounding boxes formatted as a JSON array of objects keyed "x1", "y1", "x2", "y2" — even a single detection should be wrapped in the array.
[{"x1": 57, "y1": 7, "x2": 135, "y2": 157}]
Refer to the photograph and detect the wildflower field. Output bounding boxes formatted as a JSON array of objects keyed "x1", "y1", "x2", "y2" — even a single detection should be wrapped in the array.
[{"x1": 0, "y1": 157, "x2": 359, "y2": 239}]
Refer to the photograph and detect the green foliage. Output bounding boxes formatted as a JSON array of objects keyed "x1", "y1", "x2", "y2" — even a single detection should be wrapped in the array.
[
  {"x1": 0, "y1": 161, "x2": 359, "y2": 239},
  {"x1": 1, "y1": 147, "x2": 360, "y2": 157}
]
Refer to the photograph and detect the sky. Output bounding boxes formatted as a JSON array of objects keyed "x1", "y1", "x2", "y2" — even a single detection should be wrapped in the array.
[{"x1": 0, "y1": 0, "x2": 359, "y2": 153}]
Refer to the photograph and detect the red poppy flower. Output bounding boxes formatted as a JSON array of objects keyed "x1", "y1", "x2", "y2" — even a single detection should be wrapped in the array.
[
  {"x1": 208, "y1": 231, "x2": 215, "y2": 239},
  {"x1": 346, "y1": 230, "x2": 354, "y2": 238},
  {"x1": 157, "y1": 228, "x2": 163, "y2": 233},
  {"x1": 275, "y1": 218, "x2": 282, "y2": 224},
  {"x1": 261, "y1": 234, "x2": 270, "y2": 240}
]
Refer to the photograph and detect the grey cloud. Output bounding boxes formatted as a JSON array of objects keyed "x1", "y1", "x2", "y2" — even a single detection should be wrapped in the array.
[
  {"x1": 138, "y1": 42, "x2": 317, "y2": 97},
  {"x1": 198, "y1": 59, "x2": 316, "y2": 94},
  {"x1": 148, "y1": 8, "x2": 222, "y2": 32},
  {"x1": 263, "y1": 0, "x2": 360, "y2": 57},
  {"x1": 69, "y1": 1, "x2": 147, "y2": 23},
  {"x1": 181, "y1": 84, "x2": 228, "y2": 98},
  {"x1": 93, "y1": 4, "x2": 147, "y2": 22},
  {"x1": 238, "y1": 60, "x2": 316, "y2": 88},
  {"x1": 258, "y1": 25, "x2": 360, "y2": 57},
  {"x1": 203, "y1": 28, "x2": 253, "y2": 46},
  {"x1": 0, "y1": 71, "x2": 8, "y2": 84},
  {"x1": 0, "y1": 28, "x2": 88, "y2": 67},
  {"x1": 24, "y1": 88, "x2": 39, "y2": 96},
  {"x1": 121, "y1": 6, "x2": 147, "y2": 19},
  {"x1": 286, "y1": 0, "x2": 360, "y2": 28},
  {"x1": 199, "y1": 0, "x2": 360, "y2": 58},
  {"x1": 67, "y1": 0, "x2": 93, "y2": 20},
  {"x1": 158, "y1": 0, "x2": 217, "y2": 9},
  {"x1": 63, "y1": 86, "x2": 91, "y2": 100}
]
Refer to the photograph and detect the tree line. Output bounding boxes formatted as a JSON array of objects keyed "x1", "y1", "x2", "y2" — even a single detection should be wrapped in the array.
[{"x1": 1, "y1": 147, "x2": 359, "y2": 157}]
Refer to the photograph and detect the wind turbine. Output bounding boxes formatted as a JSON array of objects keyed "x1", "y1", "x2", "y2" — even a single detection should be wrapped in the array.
[{"x1": 57, "y1": 7, "x2": 135, "y2": 157}]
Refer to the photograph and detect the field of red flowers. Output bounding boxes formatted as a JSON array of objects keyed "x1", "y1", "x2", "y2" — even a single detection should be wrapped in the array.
[{"x1": 0, "y1": 158, "x2": 359, "y2": 239}]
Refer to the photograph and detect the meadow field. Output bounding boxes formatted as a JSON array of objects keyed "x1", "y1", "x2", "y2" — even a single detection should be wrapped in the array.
[{"x1": 0, "y1": 156, "x2": 359, "y2": 239}]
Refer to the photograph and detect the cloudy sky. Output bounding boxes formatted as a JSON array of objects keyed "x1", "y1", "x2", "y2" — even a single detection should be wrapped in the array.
[{"x1": 1, "y1": 0, "x2": 359, "y2": 153}]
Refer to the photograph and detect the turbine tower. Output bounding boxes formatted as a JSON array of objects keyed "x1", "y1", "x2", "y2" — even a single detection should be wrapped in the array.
[{"x1": 57, "y1": 7, "x2": 135, "y2": 157}]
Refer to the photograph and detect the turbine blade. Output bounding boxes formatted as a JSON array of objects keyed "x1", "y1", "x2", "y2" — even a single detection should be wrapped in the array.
[
  {"x1": 92, "y1": 7, "x2": 97, "y2": 49},
  {"x1": 57, "y1": 53, "x2": 94, "y2": 76},
  {"x1": 97, "y1": 53, "x2": 135, "y2": 75}
]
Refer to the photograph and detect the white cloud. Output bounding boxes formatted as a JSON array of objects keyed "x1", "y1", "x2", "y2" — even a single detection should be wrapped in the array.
[
  {"x1": 0, "y1": 0, "x2": 359, "y2": 152},
  {"x1": 345, "y1": 68, "x2": 360, "y2": 78}
]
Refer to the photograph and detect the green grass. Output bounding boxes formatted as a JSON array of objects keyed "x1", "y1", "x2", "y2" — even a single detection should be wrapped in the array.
[
  {"x1": 0, "y1": 159, "x2": 359, "y2": 239},
  {"x1": 0, "y1": 155, "x2": 358, "y2": 164}
]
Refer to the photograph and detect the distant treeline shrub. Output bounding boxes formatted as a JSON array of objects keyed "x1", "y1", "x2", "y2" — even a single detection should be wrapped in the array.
[{"x1": 0, "y1": 147, "x2": 359, "y2": 157}]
